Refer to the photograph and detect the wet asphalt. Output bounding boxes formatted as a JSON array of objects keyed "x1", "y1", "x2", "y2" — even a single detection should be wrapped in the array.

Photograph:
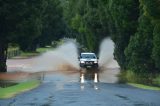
[{"x1": 0, "y1": 71, "x2": 160, "y2": 106}]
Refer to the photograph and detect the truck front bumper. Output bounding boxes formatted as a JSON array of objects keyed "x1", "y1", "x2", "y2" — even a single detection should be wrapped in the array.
[{"x1": 80, "y1": 62, "x2": 98, "y2": 68}]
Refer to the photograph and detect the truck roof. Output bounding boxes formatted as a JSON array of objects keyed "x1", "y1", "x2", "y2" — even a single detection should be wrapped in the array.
[{"x1": 81, "y1": 52, "x2": 95, "y2": 54}]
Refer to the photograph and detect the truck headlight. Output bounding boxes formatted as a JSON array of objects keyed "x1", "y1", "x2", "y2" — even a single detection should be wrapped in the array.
[
  {"x1": 80, "y1": 61, "x2": 85, "y2": 63},
  {"x1": 94, "y1": 61, "x2": 98, "y2": 63}
]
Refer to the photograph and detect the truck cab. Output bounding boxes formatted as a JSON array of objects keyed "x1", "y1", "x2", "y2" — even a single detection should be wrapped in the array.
[{"x1": 79, "y1": 52, "x2": 99, "y2": 69}]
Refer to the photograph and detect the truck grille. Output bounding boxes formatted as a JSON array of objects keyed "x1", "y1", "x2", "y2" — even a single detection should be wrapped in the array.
[{"x1": 85, "y1": 61, "x2": 93, "y2": 65}]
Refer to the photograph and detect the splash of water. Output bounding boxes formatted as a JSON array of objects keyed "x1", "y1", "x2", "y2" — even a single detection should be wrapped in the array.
[
  {"x1": 98, "y1": 37, "x2": 120, "y2": 83},
  {"x1": 25, "y1": 41, "x2": 80, "y2": 72},
  {"x1": 22, "y1": 37, "x2": 119, "y2": 74},
  {"x1": 98, "y1": 38, "x2": 114, "y2": 68},
  {"x1": 7, "y1": 37, "x2": 120, "y2": 83}
]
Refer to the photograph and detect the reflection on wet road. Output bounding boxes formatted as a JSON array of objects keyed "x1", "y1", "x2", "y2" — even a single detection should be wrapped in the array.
[{"x1": 1, "y1": 69, "x2": 160, "y2": 106}]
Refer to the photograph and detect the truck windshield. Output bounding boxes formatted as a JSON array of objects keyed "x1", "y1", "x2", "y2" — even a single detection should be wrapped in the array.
[{"x1": 81, "y1": 54, "x2": 96, "y2": 59}]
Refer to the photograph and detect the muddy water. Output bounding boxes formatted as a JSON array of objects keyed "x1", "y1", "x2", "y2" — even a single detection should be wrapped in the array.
[
  {"x1": 4, "y1": 38, "x2": 120, "y2": 98},
  {"x1": 6, "y1": 38, "x2": 119, "y2": 83},
  {"x1": 2, "y1": 38, "x2": 120, "y2": 98},
  {"x1": 1, "y1": 39, "x2": 160, "y2": 106},
  {"x1": 1, "y1": 68, "x2": 160, "y2": 106}
]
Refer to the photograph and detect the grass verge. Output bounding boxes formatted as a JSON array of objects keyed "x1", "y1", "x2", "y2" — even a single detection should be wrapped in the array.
[
  {"x1": 20, "y1": 52, "x2": 39, "y2": 57},
  {"x1": 0, "y1": 80, "x2": 40, "y2": 99},
  {"x1": 36, "y1": 47, "x2": 52, "y2": 53},
  {"x1": 119, "y1": 70, "x2": 160, "y2": 90},
  {"x1": 128, "y1": 83, "x2": 160, "y2": 91},
  {"x1": 20, "y1": 47, "x2": 53, "y2": 58}
]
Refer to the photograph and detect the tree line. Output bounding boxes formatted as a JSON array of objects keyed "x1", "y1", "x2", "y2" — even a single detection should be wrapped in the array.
[
  {"x1": 0, "y1": 0, "x2": 160, "y2": 74},
  {"x1": 62, "y1": 0, "x2": 160, "y2": 74}
]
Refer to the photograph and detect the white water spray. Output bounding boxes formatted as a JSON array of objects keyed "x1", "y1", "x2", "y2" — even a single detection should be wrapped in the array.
[
  {"x1": 98, "y1": 38, "x2": 117, "y2": 68},
  {"x1": 98, "y1": 37, "x2": 120, "y2": 83},
  {"x1": 24, "y1": 41, "x2": 80, "y2": 72}
]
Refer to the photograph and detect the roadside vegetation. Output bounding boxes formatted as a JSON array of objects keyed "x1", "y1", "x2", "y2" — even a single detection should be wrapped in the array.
[
  {"x1": 7, "y1": 46, "x2": 53, "y2": 58},
  {"x1": 128, "y1": 83, "x2": 160, "y2": 91},
  {"x1": 0, "y1": 80, "x2": 40, "y2": 99},
  {"x1": 62, "y1": 0, "x2": 160, "y2": 88},
  {"x1": 20, "y1": 46, "x2": 53, "y2": 58},
  {"x1": 119, "y1": 71, "x2": 160, "y2": 90},
  {"x1": 7, "y1": 47, "x2": 21, "y2": 58}
]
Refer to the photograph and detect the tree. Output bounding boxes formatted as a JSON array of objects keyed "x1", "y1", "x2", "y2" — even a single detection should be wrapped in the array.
[
  {"x1": 38, "y1": 0, "x2": 66, "y2": 47},
  {"x1": 63, "y1": 0, "x2": 110, "y2": 52},
  {"x1": 108, "y1": 0, "x2": 140, "y2": 69},
  {"x1": 0, "y1": 0, "x2": 26, "y2": 72},
  {"x1": 124, "y1": 0, "x2": 160, "y2": 73},
  {"x1": 152, "y1": 23, "x2": 160, "y2": 71},
  {"x1": 16, "y1": 0, "x2": 47, "y2": 51},
  {"x1": 0, "y1": 0, "x2": 47, "y2": 72},
  {"x1": 142, "y1": 0, "x2": 160, "y2": 71},
  {"x1": 125, "y1": 14, "x2": 154, "y2": 73}
]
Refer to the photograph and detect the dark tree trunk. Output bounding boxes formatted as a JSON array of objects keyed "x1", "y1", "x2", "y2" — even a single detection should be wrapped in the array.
[{"x1": 0, "y1": 41, "x2": 8, "y2": 72}]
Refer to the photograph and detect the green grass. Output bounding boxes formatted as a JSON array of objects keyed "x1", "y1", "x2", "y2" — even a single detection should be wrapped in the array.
[
  {"x1": 36, "y1": 47, "x2": 52, "y2": 53},
  {"x1": 20, "y1": 47, "x2": 53, "y2": 57},
  {"x1": 20, "y1": 52, "x2": 39, "y2": 57},
  {"x1": 119, "y1": 70, "x2": 160, "y2": 85},
  {"x1": 119, "y1": 70, "x2": 160, "y2": 91},
  {"x1": 0, "y1": 80, "x2": 40, "y2": 99},
  {"x1": 128, "y1": 83, "x2": 160, "y2": 91},
  {"x1": 8, "y1": 47, "x2": 19, "y2": 52},
  {"x1": 153, "y1": 75, "x2": 160, "y2": 86},
  {"x1": 8, "y1": 46, "x2": 53, "y2": 58}
]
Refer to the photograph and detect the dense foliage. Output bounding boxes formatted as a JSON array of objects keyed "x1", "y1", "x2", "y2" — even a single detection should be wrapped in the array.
[
  {"x1": 63, "y1": 0, "x2": 160, "y2": 73},
  {"x1": 108, "y1": 0, "x2": 139, "y2": 69},
  {"x1": 125, "y1": 0, "x2": 160, "y2": 73},
  {"x1": 62, "y1": 0, "x2": 109, "y2": 52},
  {"x1": 0, "y1": 0, "x2": 66, "y2": 72}
]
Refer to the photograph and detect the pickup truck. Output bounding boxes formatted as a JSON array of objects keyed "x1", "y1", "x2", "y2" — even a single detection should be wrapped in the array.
[{"x1": 79, "y1": 52, "x2": 99, "y2": 68}]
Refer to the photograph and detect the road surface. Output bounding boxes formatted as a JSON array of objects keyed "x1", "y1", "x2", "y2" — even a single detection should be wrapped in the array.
[
  {"x1": 0, "y1": 67, "x2": 160, "y2": 106},
  {"x1": 1, "y1": 39, "x2": 160, "y2": 106}
]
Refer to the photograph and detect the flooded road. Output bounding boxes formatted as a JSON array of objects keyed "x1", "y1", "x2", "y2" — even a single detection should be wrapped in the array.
[
  {"x1": 0, "y1": 69, "x2": 160, "y2": 106},
  {"x1": 1, "y1": 58, "x2": 160, "y2": 106},
  {"x1": 1, "y1": 39, "x2": 160, "y2": 106}
]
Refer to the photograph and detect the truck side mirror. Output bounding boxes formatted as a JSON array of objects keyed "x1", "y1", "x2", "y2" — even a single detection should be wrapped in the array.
[{"x1": 97, "y1": 57, "x2": 99, "y2": 59}]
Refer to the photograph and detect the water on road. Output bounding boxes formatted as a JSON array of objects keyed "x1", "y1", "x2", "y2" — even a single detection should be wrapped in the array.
[
  {"x1": 1, "y1": 38, "x2": 160, "y2": 106},
  {"x1": 0, "y1": 69, "x2": 160, "y2": 106}
]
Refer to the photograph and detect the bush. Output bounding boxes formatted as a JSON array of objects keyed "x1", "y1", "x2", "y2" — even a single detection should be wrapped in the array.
[
  {"x1": 119, "y1": 70, "x2": 160, "y2": 87},
  {"x1": 153, "y1": 75, "x2": 160, "y2": 86}
]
